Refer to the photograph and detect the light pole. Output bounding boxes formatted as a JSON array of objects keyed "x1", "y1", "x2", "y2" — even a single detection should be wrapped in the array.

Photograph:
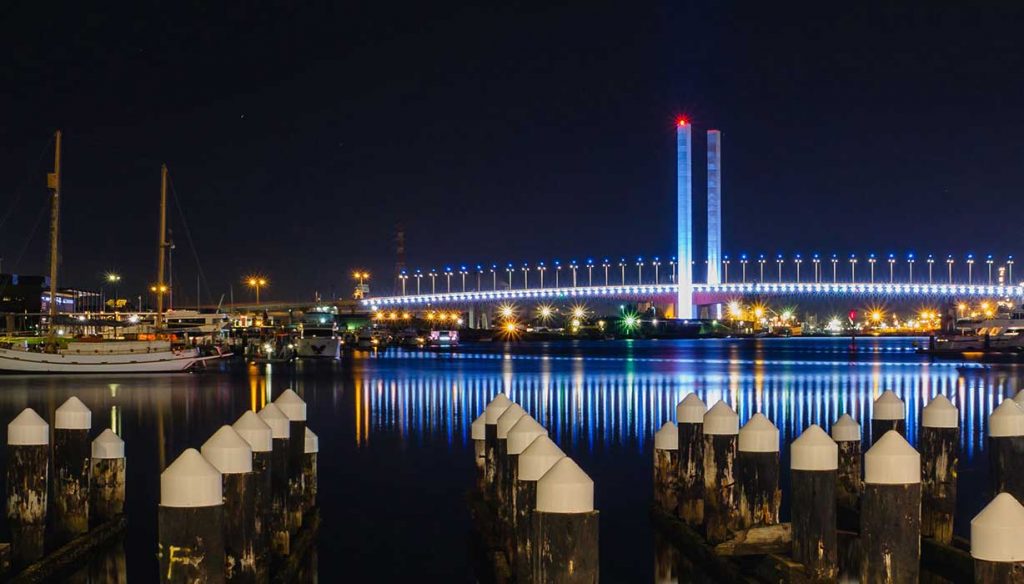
[
  {"x1": 570, "y1": 260, "x2": 578, "y2": 287},
  {"x1": 907, "y1": 253, "x2": 915, "y2": 282},
  {"x1": 506, "y1": 264, "x2": 513, "y2": 288},
  {"x1": 460, "y1": 266, "x2": 468, "y2": 292},
  {"x1": 106, "y1": 272, "x2": 121, "y2": 311},
  {"x1": 521, "y1": 263, "x2": 529, "y2": 289},
  {"x1": 1009, "y1": 256, "x2": 1015, "y2": 283},
  {"x1": 740, "y1": 254, "x2": 748, "y2": 283},
  {"x1": 430, "y1": 269, "x2": 438, "y2": 293},
  {"x1": 586, "y1": 259, "x2": 594, "y2": 286},
  {"x1": 444, "y1": 266, "x2": 453, "y2": 293},
  {"x1": 246, "y1": 276, "x2": 267, "y2": 305},
  {"x1": 722, "y1": 255, "x2": 730, "y2": 283},
  {"x1": 967, "y1": 254, "x2": 975, "y2": 284},
  {"x1": 652, "y1": 257, "x2": 661, "y2": 284},
  {"x1": 619, "y1": 258, "x2": 626, "y2": 285},
  {"x1": 758, "y1": 254, "x2": 766, "y2": 282},
  {"x1": 415, "y1": 269, "x2": 423, "y2": 294},
  {"x1": 887, "y1": 253, "x2": 896, "y2": 283},
  {"x1": 947, "y1": 255, "x2": 954, "y2": 284},
  {"x1": 554, "y1": 260, "x2": 562, "y2": 288},
  {"x1": 986, "y1": 254, "x2": 994, "y2": 284},
  {"x1": 476, "y1": 265, "x2": 483, "y2": 291},
  {"x1": 635, "y1": 257, "x2": 644, "y2": 284},
  {"x1": 812, "y1": 253, "x2": 821, "y2": 283},
  {"x1": 669, "y1": 257, "x2": 676, "y2": 283},
  {"x1": 538, "y1": 262, "x2": 546, "y2": 288},
  {"x1": 868, "y1": 254, "x2": 877, "y2": 283},
  {"x1": 849, "y1": 255, "x2": 857, "y2": 282},
  {"x1": 794, "y1": 254, "x2": 802, "y2": 283},
  {"x1": 399, "y1": 270, "x2": 408, "y2": 295},
  {"x1": 775, "y1": 254, "x2": 783, "y2": 283},
  {"x1": 831, "y1": 254, "x2": 838, "y2": 283},
  {"x1": 490, "y1": 264, "x2": 497, "y2": 290},
  {"x1": 602, "y1": 259, "x2": 610, "y2": 286}
]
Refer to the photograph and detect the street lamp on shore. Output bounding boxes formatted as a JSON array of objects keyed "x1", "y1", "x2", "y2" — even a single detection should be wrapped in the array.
[
  {"x1": 245, "y1": 276, "x2": 267, "y2": 304},
  {"x1": 105, "y1": 272, "x2": 121, "y2": 311}
]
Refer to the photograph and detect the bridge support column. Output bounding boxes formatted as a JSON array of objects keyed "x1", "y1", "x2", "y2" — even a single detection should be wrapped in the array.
[{"x1": 468, "y1": 305, "x2": 476, "y2": 329}]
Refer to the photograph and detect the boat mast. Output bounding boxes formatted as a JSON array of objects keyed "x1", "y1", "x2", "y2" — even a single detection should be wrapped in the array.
[
  {"x1": 46, "y1": 130, "x2": 62, "y2": 333},
  {"x1": 155, "y1": 164, "x2": 169, "y2": 329}
]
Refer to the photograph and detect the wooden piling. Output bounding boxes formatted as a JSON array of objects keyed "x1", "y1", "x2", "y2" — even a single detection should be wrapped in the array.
[
  {"x1": 506, "y1": 414, "x2": 547, "y2": 557},
  {"x1": 158, "y1": 448, "x2": 225, "y2": 583},
  {"x1": 274, "y1": 389, "x2": 307, "y2": 534},
  {"x1": 496, "y1": 403, "x2": 526, "y2": 514},
  {"x1": 790, "y1": 424, "x2": 838, "y2": 580},
  {"x1": 675, "y1": 393, "x2": 707, "y2": 527},
  {"x1": 831, "y1": 414, "x2": 861, "y2": 511},
  {"x1": 653, "y1": 422, "x2": 679, "y2": 514},
  {"x1": 860, "y1": 430, "x2": 921, "y2": 583},
  {"x1": 202, "y1": 425, "x2": 258, "y2": 582},
  {"x1": 233, "y1": 410, "x2": 273, "y2": 582},
  {"x1": 970, "y1": 492, "x2": 1024, "y2": 582},
  {"x1": 532, "y1": 457, "x2": 599, "y2": 583},
  {"x1": 7, "y1": 408, "x2": 49, "y2": 568},
  {"x1": 53, "y1": 396, "x2": 92, "y2": 543},
  {"x1": 484, "y1": 394, "x2": 513, "y2": 494},
  {"x1": 513, "y1": 435, "x2": 564, "y2": 583},
  {"x1": 736, "y1": 413, "x2": 780, "y2": 529},
  {"x1": 90, "y1": 429, "x2": 126, "y2": 524},
  {"x1": 988, "y1": 399, "x2": 1024, "y2": 501},
  {"x1": 703, "y1": 400, "x2": 739, "y2": 544},
  {"x1": 920, "y1": 394, "x2": 959, "y2": 545},
  {"x1": 259, "y1": 403, "x2": 292, "y2": 557},
  {"x1": 471, "y1": 413, "x2": 486, "y2": 491},
  {"x1": 871, "y1": 390, "x2": 905, "y2": 444},
  {"x1": 303, "y1": 427, "x2": 318, "y2": 514}
]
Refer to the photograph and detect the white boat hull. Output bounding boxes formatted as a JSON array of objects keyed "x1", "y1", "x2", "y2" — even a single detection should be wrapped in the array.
[
  {"x1": 0, "y1": 346, "x2": 208, "y2": 373},
  {"x1": 295, "y1": 338, "x2": 341, "y2": 359}
]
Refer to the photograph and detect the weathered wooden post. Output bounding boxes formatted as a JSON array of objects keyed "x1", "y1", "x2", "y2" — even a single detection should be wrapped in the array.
[
  {"x1": 54, "y1": 395, "x2": 91, "y2": 542},
  {"x1": 736, "y1": 413, "x2": 780, "y2": 528},
  {"x1": 258, "y1": 402, "x2": 291, "y2": 556},
  {"x1": 832, "y1": 413, "x2": 861, "y2": 510},
  {"x1": 496, "y1": 403, "x2": 527, "y2": 512},
  {"x1": 920, "y1": 394, "x2": 959, "y2": 544},
  {"x1": 653, "y1": 422, "x2": 679, "y2": 513},
  {"x1": 472, "y1": 413, "x2": 486, "y2": 490},
  {"x1": 676, "y1": 393, "x2": 707, "y2": 526},
  {"x1": 274, "y1": 389, "x2": 306, "y2": 533},
  {"x1": 703, "y1": 400, "x2": 740, "y2": 544},
  {"x1": 90, "y1": 429, "x2": 126, "y2": 524},
  {"x1": 7, "y1": 408, "x2": 48, "y2": 568},
  {"x1": 871, "y1": 390, "x2": 906, "y2": 443},
  {"x1": 970, "y1": 492, "x2": 1024, "y2": 582},
  {"x1": 303, "y1": 427, "x2": 318, "y2": 513},
  {"x1": 159, "y1": 448, "x2": 225, "y2": 583},
  {"x1": 484, "y1": 394, "x2": 513, "y2": 495},
  {"x1": 202, "y1": 425, "x2": 257, "y2": 582},
  {"x1": 860, "y1": 430, "x2": 921, "y2": 583},
  {"x1": 514, "y1": 435, "x2": 564, "y2": 582},
  {"x1": 533, "y1": 457, "x2": 599, "y2": 583},
  {"x1": 790, "y1": 424, "x2": 838, "y2": 580},
  {"x1": 505, "y1": 415, "x2": 547, "y2": 577},
  {"x1": 988, "y1": 398, "x2": 1024, "y2": 501},
  {"x1": 233, "y1": 410, "x2": 272, "y2": 582}
]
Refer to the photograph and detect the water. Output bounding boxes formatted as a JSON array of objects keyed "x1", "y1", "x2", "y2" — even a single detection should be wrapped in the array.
[{"x1": 0, "y1": 337, "x2": 1017, "y2": 581}]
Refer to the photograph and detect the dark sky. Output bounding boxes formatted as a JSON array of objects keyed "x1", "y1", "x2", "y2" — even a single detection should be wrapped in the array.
[{"x1": 1, "y1": 2, "x2": 1022, "y2": 301}]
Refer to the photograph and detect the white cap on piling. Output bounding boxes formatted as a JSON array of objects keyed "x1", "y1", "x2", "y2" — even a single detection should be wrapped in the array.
[
  {"x1": 160, "y1": 448, "x2": 222, "y2": 507},
  {"x1": 872, "y1": 390, "x2": 905, "y2": 421},
  {"x1": 1014, "y1": 389, "x2": 1024, "y2": 407},
  {"x1": 518, "y1": 435, "x2": 565, "y2": 481},
  {"x1": 703, "y1": 400, "x2": 739, "y2": 436},
  {"x1": 654, "y1": 422, "x2": 678, "y2": 451},
  {"x1": 496, "y1": 403, "x2": 526, "y2": 439},
  {"x1": 676, "y1": 393, "x2": 707, "y2": 424},
  {"x1": 258, "y1": 403, "x2": 291, "y2": 439},
  {"x1": 55, "y1": 396, "x2": 91, "y2": 430},
  {"x1": 507, "y1": 416, "x2": 547, "y2": 455},
  {"x1": 232, "y1": 410, "x2": 273, "y2": 453},
  {"x1": 484, "y1": 393, "x2": 513, "y2": 424},
  {"x1": 8, "y1": 408, "x2": 49, "y2": 446},
  {"x1": 970, "y1": 492, "x2": 1024, "y2": 562},
  {"x1": 831, "y1": 414, "x2": 861, "y2": 442},
  {"x1": 201, "y1": 425, "x2": 253, "y2": 475},
  {"x1": 989, "y1": 399, "x2": 1024, "y2": 437},
  {"x1": 536, "y1": 457, "x2": 594, "y2": 514},
  {"x1": 471, "y1": 414, "x2": 486, "y2": 441},
  {"x1": 305, "y1": 427, "x2": 318, "y2": 454},
  {"x1": 274, "y1": 389, "x2": 307, "y2": 422},
  {"x1": 91, "y1": 429, "x2": 125, "y2": 459},
  {"x1": 922, "y1": 395, "x2": 958, "y2": 429},
  {"x1": 864, "y1": 430, "x2": 920, "y2": 485},
  {"x1": 738, "y1": 413, "x2": 779, "y2": 453},
  {"x1": 791, "y1": 425, "x2": 838, "y2": 471}
]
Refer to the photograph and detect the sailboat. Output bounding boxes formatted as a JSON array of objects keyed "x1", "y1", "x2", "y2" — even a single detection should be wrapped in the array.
[{"x1": 0, "y1": 133, "x2": 226, "y2": 373}]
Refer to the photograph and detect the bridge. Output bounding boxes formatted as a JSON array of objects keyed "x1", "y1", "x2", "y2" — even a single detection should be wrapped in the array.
[{"x1": 361, "y1": 118, "x2": 1018, "y2": 318}]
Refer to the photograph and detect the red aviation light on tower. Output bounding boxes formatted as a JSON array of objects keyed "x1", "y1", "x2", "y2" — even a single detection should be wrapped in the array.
[{"x1": 676, "y1": 117, "x2": 689, "y2": 127}]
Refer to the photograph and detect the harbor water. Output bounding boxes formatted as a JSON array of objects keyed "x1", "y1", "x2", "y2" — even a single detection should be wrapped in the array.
[{"x1": 0, "y1": 336, "x2": 1013, "y2": 581}]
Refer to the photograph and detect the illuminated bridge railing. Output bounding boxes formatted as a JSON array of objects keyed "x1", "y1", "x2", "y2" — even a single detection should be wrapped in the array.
[{"x1": 363, "y1": 282, "x2": 1024, "y2": 308}]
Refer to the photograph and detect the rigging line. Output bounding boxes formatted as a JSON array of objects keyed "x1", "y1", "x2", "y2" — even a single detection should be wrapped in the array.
[
  {"x1": 2, "y1": 201, "x2": 48, "y2": 280},
  {"x1": 0, "y1": 134, "x2": 56, "y2": 235},
  {"x1": 167, "y1": 174, "x2": 215, "y2": 307}
]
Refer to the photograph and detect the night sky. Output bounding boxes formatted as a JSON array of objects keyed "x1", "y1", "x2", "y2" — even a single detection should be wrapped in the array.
[{"x1": 2, "y1": 2, "x2": 1023, "y2": 302}]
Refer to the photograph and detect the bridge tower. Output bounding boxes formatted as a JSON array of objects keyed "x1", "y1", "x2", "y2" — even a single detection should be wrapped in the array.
[{"x1": 676, "y1": 118, "x2": 694, "y2": 319}]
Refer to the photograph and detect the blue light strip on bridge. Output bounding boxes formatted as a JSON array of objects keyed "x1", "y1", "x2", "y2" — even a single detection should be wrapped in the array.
[{"x1": 363, "y1": 282, "x2": 1024, "y2": 308}]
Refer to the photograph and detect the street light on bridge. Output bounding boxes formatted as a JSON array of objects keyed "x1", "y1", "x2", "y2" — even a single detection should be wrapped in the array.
[
  {"x1": 776, "y1": 254, "x2": 783, "y2": 283},
  {"x1": 490, "y1": 264, "x2": 497, "y2": 290},
  {"x1": 1009, "y1": 256, "x2": 1015, "y2": 283},
  {"x1": 740, "y1": 254, "x2": 748, "y2": 283},
  {"x1": 987, "y1": 254, "x2": 994, "y2": 285},
  {"x1": 522, "y1": 263, "x2": 530, "y2": 289},
  {"x1": 812, "y1": 253, "x2": 821, "y2": 283},
  {"x1": 722, "y1": 255, "x2": 730, "y2": 283},
  {"x1": 967, "y1": 254, "x2": 975, "y2": 284},
  {"x1": 849, "y1": 254, "x2": 857, "y2": 282},
  {"x1": 831, "y1": 254, "x2": 839, "y2": 283},
  {"x1": 476, "y1": 264, "x2": 484, "y2": 291},
  {"x1": 429, "y1": 269, "x2": 438, "y2": 293},
  {"x1": 887, "y1": 253, "x2": 896, "y2": 283},
  {"x1": 586, "y1": 258, "x2": 594, "y2": 286},
  {"x1": 908, "y1": 253, "x2": 915, "y2": 282},
  {"x1": 602, "y1": 259, "x2": 610, "y2": 286},
  {"x1": 927, "y1": 254, "x2": 935, "y2": 283},
  {"x1": 794, "y1": 254, "x2": 802, "y2": 283},
  {"x1": 758, "y1": 254, "x2": 766, "y2": 282},
  {"x1": 538, "y1": 262, "x2": 547, "y2": 288},
  {"x1": 868, "y1": 254, "x2": 877, "y2": 283},
  {"x1": 554, "y1": 260, "x2": 562, "y2": 287},
  {"x1": 652, "y1": 257, "x2": 661, "y2": 284},
  {"x1": 570, "y1": 260, "x2": 579, "y2": 287},
  {"x1": 669, "y1": 257, "x2": 676, "y2": 284},
  {"x1": 415, "y1": 269, "x2": 423, "y2": 294},
  {"x1": 444, "y1": 266, "x2": 453, "y2": 293},
  {"x1": 399, "y1": 270, "x2": 408, "y2": 295},
  {"x1": 635, "y1": 257, "x2": 643, "y2": 284},
  {"x1": 619, "y1": 258, "x2": 627, "y2": 285},
  {"x1": 506, "y1": 263, "x2": 514, "y2": 288},
  {"x1": 946, "y1": 255, "x2": 954, "y2": 284},
  {"x1": 460, "y1": 265, "x2": 469, "y2": 292}
]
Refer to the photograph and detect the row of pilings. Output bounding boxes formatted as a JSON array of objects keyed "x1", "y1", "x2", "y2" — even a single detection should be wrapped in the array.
[
  {"x1": 653, "y1": 389, "x2": 1024, "y2": 583},
  {"x1": 157, "y1": 388, "x2": 319, "y2": 583},
  {"x1": 472, "y1": 393, "x2": 599, "y2": 583},
  {"x1": 5, "y1": 397, "x2": 126, "y2": 576}
]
